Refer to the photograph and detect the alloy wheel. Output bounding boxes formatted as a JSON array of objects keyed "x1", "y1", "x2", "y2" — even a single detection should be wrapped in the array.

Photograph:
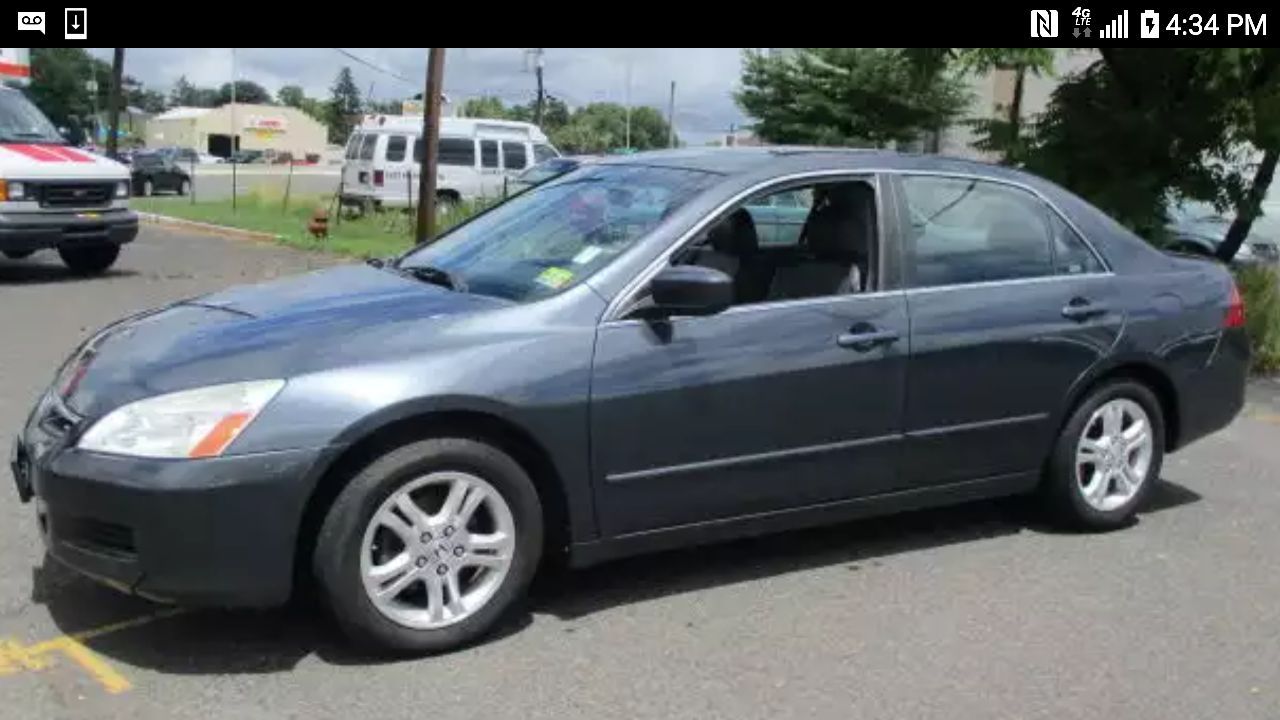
[{"x1": 1076, "y1": 398, "x2": 1154, "y2": 512}]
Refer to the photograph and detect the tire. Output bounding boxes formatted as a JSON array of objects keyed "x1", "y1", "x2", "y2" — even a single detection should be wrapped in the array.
[
  {"x1": 142, "y1": 179, "x2": 153, "y2": 197},
  {"x1": 314, "y1": 437, "x2": 543, "y2": 654},
  {"x1": 178, "y1": 179, "x2": 190, "y2": 196},
  {"x1": 2, "y1": 249, "x2": 34, "y2": 260},
  {"x1": 58, "y1": 244, "x2": 120, "y2": 275},
  {"x1": 1042, "y1": 379, "x2": 1165, "y2": 530}
]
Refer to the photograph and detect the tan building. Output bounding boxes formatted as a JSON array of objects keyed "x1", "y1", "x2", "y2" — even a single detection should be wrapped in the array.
[{"x1": 145, "y1": 103, "x2": 328, "y2": 160}]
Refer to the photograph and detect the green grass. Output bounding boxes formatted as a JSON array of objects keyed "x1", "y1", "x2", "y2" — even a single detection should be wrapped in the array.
[
  {"x1": 1234, "y1": 265, "x2": 1280, "y2": 374},
  {"x1": 133, "y1": 189, "x2": 487, "y2": 260}
]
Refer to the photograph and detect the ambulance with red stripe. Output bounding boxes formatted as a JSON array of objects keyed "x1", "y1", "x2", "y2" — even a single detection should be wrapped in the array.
[{"x1": 1, "y1": 48, "x2": 137, "y2": 274}]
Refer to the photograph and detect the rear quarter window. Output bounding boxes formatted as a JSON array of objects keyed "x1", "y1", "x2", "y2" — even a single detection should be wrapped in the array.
[{"x1": 359, "y1": 134, "x2": 378, "y2": 161}]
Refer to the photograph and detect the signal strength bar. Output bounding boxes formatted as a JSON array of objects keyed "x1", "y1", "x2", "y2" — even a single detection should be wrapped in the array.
[{"x1": 1099, "y1": 9, "x2": 1129, "y2": 38}]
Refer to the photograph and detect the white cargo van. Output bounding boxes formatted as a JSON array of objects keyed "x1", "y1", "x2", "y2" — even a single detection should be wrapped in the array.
[
  {"x1": 0, "y1": 51, "x2": 137, "y2": 274},
  {"x1": 339, "y1": 115, "x2": 559, "y2": 209}
]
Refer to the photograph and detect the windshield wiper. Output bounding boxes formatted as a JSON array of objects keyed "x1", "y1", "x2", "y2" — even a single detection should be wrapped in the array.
[
  {"x1": 0, "y1": 132, "x2": 64, "y2": 144},
  {"x1": 395, "y1": 264, "x2": 468, "y2": 293}
]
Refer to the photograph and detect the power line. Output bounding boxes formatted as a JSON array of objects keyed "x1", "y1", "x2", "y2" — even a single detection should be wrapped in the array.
[{"x1": 331, "y1": 48, "x2": 417, "y2": 87}]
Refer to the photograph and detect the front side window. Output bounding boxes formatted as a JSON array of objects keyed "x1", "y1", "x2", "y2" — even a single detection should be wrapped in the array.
[
  {"x1": 901, "y1": 176, "x2": 1054, "y2": 288},
  {"x1": 384, "y1": 135, "x2": 407, "y2": 162},
  {"x1": 678, "y1": 179, "x2": 878, "y2": 305},
  {"x1": 533, "y1": 143, "x2": 558, "y2": 163},
  {"x1": 358, "y1": 134, "x2": 378, "y2": 161},
  {"x1": 398, "y1": 164, "x2": 716, "y2": 303}
]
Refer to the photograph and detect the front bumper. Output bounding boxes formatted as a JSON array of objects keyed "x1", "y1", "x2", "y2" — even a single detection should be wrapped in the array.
[
  {"x1": 11, "y1": 429, "x2": 327, "y2": 607},
  {"x1": 0, "y1": 209, "x2": 139, "y2": 253}
]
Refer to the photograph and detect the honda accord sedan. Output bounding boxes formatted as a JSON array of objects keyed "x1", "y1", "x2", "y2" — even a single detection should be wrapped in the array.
[{"x1": 10, "y1": 149, "x2": 1249, "y2": 653}]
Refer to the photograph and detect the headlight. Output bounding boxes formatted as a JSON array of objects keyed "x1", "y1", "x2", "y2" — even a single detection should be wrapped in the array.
[
  {"x1": 115, "y1": 181, "x2": 129, "y2": 198},
  {"x1": 78, "y1": 380, "x2": 285, "y2": 459},
  {"x1": 0, "y1": 180, "x2": 26, "y2": 201}
]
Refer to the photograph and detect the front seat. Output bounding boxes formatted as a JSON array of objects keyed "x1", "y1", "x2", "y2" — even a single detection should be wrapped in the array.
[
  {"x1": 692, "y1": 208, "x2": 768, "y2": 303},
  {"x1": 768, "y1": 183, "x2": 875, "y2": 301}
]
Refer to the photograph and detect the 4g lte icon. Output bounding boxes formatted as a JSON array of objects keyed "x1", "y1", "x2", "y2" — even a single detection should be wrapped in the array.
[{"x1": 1031, "y1": 9, "x2": 1059, "y2": 37}]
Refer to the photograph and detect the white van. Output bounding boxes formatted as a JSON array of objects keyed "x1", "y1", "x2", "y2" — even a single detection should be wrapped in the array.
[
  {"x1": 1, "y1": 54, "x2": 137, "y2": 275},
  {"x1": 339, "y1": 115, "x2": 559, "y2": 209}
]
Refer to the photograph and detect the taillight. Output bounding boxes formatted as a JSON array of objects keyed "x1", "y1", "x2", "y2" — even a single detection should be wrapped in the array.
[
  {"x1": 373, "y1": 170, "x2": 384, "y2": 187},
  {"x1": 1225, "y1": 281, "x2": 1246, "y2": 328}
]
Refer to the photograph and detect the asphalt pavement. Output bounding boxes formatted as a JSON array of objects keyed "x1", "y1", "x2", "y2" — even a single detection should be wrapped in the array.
[{"x1": 1, "y1": 227, "x2": 1279, "y2": 719}]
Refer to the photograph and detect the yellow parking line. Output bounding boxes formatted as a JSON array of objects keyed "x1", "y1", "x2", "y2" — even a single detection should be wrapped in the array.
[{"x1": 0, "y1": 608, "x2": 187, "y2": 695}]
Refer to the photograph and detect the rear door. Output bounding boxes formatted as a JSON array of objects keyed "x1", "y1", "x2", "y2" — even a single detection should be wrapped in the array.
[
  {"x1": 477, "y1": 139, "x2": 503, "y2": 198},
  {"x1": 891, "y1": 173, "x2": 1120, "y2": 487},
  {"x1": 342, "y1": 133, "x2": 379, "y2": 196}
]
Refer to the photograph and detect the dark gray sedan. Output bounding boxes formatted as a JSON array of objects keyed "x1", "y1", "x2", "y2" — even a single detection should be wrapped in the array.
[{"x1": 11, "y1": 149, "x2": 1249, "y2": 654}]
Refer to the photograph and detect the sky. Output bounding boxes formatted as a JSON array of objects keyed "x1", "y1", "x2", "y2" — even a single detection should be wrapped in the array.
[{"x1": 87, "y1": 48, "x2": 751, "y2": 145}]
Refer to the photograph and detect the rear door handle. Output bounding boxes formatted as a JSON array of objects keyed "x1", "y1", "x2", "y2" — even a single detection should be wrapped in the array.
[
  {"x1": 1062, "y1": 300, "x2": 1109, "y2": 321},
  {"x1": 836, "y1": 328, "x2": 900, "y2": 351}
]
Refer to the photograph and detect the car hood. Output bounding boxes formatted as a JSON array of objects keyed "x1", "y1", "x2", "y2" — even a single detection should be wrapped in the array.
[
  {"x1": 0, "y1": 143, "x2": 129, "y2": 180},
  {"x1": 59, "y1": 264, "x2": 510, "y2": 417}
]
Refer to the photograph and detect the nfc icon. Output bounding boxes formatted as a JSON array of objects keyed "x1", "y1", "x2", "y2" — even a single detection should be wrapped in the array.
[{"x1": 1031, "y1": 9, "x2": 1059, "y2": 37}]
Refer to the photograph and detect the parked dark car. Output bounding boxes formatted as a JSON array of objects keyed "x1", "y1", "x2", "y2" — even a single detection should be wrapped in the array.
[
  {"x1": 1165, "y1": 200, "x2": 1280, "y2": 265},
  {"x1": 10, "y1": 149, "x2": 1249, "y2": 654},
  {"x1": 227, "y1": 149, "x2": 265, "y2": 164},
  {"x1": 130, "y1": 153, "x2": 191, "y2": 196}
]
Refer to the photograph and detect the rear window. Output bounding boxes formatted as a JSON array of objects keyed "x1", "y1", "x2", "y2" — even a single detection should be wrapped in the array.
[
  {"x1": 480, "y1": 140, "x2": 499, "y2": 168},
  {"x1": 502, "y1": 141, "x2": 528, "y2": 170},
  {"x1": 385, "y1": 135, "x2": 407, "y2": 162},
  {"x1": 345, "y1": 134, "x2": 362, "y2": 160},
  {"x1": 359, "y1": 134, "x2": 377, "y2": 161}
]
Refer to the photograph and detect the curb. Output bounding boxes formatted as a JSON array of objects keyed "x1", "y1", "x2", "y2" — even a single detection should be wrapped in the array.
[{"x1": 138, "y1": 212, "x2": 282, "y2": 242}]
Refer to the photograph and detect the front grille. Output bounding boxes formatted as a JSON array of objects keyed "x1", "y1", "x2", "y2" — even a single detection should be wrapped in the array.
[
  {"x1": 56, "y1": 514, "x2": 137, "y2": 558},
  {"x1": 38, "y1": 182, "x2": 114, "y2": 209}
]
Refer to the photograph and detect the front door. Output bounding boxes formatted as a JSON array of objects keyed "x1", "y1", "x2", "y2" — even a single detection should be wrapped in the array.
[
  {"x1": 590, "y1": 176, "x2": 908, "y2": 537},
  {"x1": 891, "y1": 173, "x2": 1121, "y2": 486}
]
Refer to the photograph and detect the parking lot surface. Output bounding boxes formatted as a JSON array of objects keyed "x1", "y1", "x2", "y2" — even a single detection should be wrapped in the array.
[{"x1": 1, "y1": 227, "x2": 1279, "y2": 720}]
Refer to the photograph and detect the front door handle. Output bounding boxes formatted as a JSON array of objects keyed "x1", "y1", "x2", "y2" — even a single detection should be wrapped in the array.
[
  {"x1": 1062, "y1": 298, "x2": 1109, "y2": 321},
  {"x1": 836, "y1": 328, "x2": 900, "y2": 351}
]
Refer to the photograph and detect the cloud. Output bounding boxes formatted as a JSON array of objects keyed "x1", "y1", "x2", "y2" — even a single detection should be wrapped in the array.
[{"x1": 89, "y1": 48, "x2": 748, "y2": 143}]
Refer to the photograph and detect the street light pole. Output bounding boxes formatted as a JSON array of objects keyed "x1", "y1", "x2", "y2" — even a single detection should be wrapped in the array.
[
  {"x1": 667, "y1": 80, "x2": 676, "y2": 148},
  {"x1": 230, "y1": 48, "x2": 237, "y2": 211},
  {"x1": 416, "y1": 48, "x2": 446, "y2": 243}
]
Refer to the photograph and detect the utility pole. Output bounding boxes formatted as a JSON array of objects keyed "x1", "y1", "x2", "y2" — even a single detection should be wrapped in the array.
[
  {"x1": 666, "y1": 80, "x2": 676, "y2": 148},
  {"x1": 230, "y1": 48, "x2": 237, "y2": 211},
  {"x1": 624, "y1": 60, "x2": 632, "y2": 151},
  {"x1": 106, "y1": 48, "x2": 124, "y2": 158},
  {"x1": 416, "y1": 48, "x2": 446, "y2": 243},
  {"x1": 534, "y1": 48, "x2": 545, "y2": 127}
]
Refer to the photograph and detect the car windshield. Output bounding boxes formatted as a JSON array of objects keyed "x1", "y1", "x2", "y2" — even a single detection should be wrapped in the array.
[
  {"x1": 399, "y1": 164, "x2": 716, "y2": 302},
  {"x1": 0, "y1": 89, "x2": 64, "y2": 144}
]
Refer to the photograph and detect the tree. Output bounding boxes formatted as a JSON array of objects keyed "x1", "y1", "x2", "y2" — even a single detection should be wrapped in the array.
[
  {"x1": 170, "y1": 75, "x2": 219, "y2": 108},
  {"x1": 460, "y1": 96, "x2": 510, "y2": 119},
  {"x1": 547, "y1": 102, "x2": 676, "y2": 154},
  {"x1": 27, "y1": 48, "x2": 112, "y2": 140},
  {"x1": 277, "y1": 84, "x2": 306, "y2": 108},
  {"x1": 735, "y1": 48, "x2": 969, "y2": 147},
  {"x1": 217, "y1": 80, "x2": 272, "y2": 106},
  {"x1": 326, "y1": 66, "x2": 362, "y2": 145}
]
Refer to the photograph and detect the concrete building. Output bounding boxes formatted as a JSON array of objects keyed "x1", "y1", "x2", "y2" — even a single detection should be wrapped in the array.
[{"x1": 145, "y1": 103, "x2": 328, "y2": 160}]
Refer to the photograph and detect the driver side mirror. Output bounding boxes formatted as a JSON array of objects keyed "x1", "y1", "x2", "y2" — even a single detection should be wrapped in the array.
[{"x1": 649, "y1": 265, "x2": 733, "y2": 317}]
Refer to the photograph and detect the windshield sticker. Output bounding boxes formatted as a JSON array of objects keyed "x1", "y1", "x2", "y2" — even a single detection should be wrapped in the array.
[
  {"x1": 535, "y1": 267, "x2": 575, "y2": 289},
  {"x1": 572, "y1": 246, "x2": 603, "y2": 265}
]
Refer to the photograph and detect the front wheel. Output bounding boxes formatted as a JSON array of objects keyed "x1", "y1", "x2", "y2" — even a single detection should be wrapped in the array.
[
  {"x1": 58, "y1": 244, "x2": 120, "y2": 275},
  {"x1": 141, "y1": 179, "x2": 153, "y2": 197},
  {"x1": 314, "y1": 437, "x2": 543, "y2": 654},
  {"x1": 178, "y1": 178, "x2": 190, "y2": 196},
  {"x1": 1042, "y1": 380, "x2": 1165, "y2": 530}
]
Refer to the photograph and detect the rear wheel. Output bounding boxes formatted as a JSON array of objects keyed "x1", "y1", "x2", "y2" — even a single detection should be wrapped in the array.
[
  {"x1": 2, "y1": 250, "x2": 34, "y2": 260},
  {"x1": 314, "y1": 437, "x2": 543, "y2": 654},
  {"x1": 58, "y1": 244, "x2": 120, "y2": 275},
  {"x1": 178, "y1": 178, "x2": 190, "y2": 196},
  {"x1": 1042, "y1": 379, "x2": 1164, "y2": 529},
  {"x1": 142, "y1": 179, "x2": 153, "y2": 197}
]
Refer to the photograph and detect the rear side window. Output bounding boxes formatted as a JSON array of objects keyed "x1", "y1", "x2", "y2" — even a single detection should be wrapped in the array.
[
  {"x1": 502, "y1": 141, "x2": 528, "y2": 170},
  {"x1": 901, "y1": 176, "x2": 1054, "y2": 288},
  {"x1": 480, "y1": 140, "x2": 499, "y2": 168},
  {"x1": 358, "y1": 134, "x2": 378, "y2": 161},
  {"x1": 533, "y1": 144, "x2": 558, "y2": 163},
  {"x1": 1050, "y1": 213, "x2": 1105, "y2": 275},
  {"x1": 436, "y1": 138, "x2": 475, "y2": 166},
  {"x1": 384, "y1": 135, "x2": 407, "y2": 162}
]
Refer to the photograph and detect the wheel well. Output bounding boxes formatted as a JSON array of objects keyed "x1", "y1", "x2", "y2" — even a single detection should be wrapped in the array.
[
  {"x1": 292, "y1": 410, "x2": 570, "y2": 591},
  {"x1": 436, "y1": 188, "x2": 461, "y2": 202},
  {"x1": 1073, "y1": 364, "x2": 1181, "y2": 451}
]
